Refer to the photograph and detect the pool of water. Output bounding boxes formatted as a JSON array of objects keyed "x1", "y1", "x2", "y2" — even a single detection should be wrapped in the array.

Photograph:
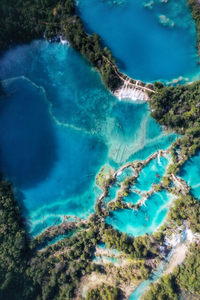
[
  {"x1": 0, "y1": 40, "x2": 176, "y2": 236},
  {"x1": 77, "y1": 0, "x2": 200, "y2": 83},
  {"x1": 134, "y1": 155, "x2": 169, "y2": 192},
  {"x1": 124, "y1": 189, "x2": 141, "y2": 205},
  {"x1": 179, "y1": 151, "x2": 200, "y2": 200},
  {"x1": 106, "y1": 190, "x2": 177, "y2": 236}
]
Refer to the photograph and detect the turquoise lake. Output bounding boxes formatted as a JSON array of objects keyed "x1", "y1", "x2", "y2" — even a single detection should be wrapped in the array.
[
  {"x1": 77, "y1": 0, "x2": 200, "y2": 83},
  {"x1": 0, "y1": 40, "x2": 176, "y2": 236}
]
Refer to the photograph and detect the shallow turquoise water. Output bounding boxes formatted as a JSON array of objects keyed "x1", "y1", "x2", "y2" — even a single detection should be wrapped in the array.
[
  {"x1": 179, "y1": 151, "x2": 200, "y2": 200},
  {"x1": 0, "y1": 40, "x2": 176, "y2": 236},
  {"x1": 77, "y1": 0, "x2": 200, "y2": 83},
  {"x1": 106, "y1": 190, "x2": 177, "y2": 236},
  {"x1": 124, "y1": 189, "x2": 141, "y2": 205},
  {"x1": 134, "y1": 155, "x2": 169, "y2": 192}
]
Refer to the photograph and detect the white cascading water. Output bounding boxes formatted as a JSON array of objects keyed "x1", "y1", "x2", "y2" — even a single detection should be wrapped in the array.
[
  {"x1": 157, "y1": 152, "x2": 162, "y2": 166},
  {"x1": 118, "y1": 80, "x2": 148, "y2": 101}
]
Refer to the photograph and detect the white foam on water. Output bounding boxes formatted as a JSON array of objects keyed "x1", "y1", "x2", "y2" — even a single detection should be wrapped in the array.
[
  {"x1": 116, "y1": 80, "x2": 149, "y2": 101},
  {"x1": 157, "y1": 152, "x2": 162, "y2": 166}
]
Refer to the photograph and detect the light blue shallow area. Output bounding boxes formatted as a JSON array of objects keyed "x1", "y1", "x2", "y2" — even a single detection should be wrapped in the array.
[
  {"x1": 0, "y1": 40, "x2": 176, "y2": 236},
  {"x1": 77, "y1": 0, "x2": 200, "y2": 82},
  {"x1": 179, "y1": 151, "x2": 200, "y2": 200},
  {"x1": 124, "y1": 189, "x2": 141, "y2": 205},
  {"x1": 106, "y1": 190, "x2": 177, "y2": 236},
  {"x1": 134, "y1": 155, "x2": 169, "y2": 192}
]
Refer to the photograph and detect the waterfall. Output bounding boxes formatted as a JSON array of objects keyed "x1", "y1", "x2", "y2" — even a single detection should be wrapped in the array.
[
  {"x1": 59, "y1": 36, "x2": 68, "y2": 45},
  {"x1": 117, "y1": 79, "x2": 149, "y2": 101},
  {"x1": 157, "y1": 152, "x2": 162, "y2": 166}
]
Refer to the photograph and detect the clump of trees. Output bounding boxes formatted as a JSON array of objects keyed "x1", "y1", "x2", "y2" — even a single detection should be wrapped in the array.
[
  {"x1": 85, "y1": 284, "x2": 120, "y2": 300},
  {"x1": 188, "y1": 0, "x2": 200, "y2": 61},
  {"x1": 103, "y1": 228, "x2": 159, "y2": 259},
  {"x1": 149, "y1": 81, "x2": 200, "y2": 136},
  {"x1": 0, "y1": 179, "x2": 32, "y2": 299},
  {"x1": 167, "y1": 194, "x2": 200, "y2": 232},
  {"x1": 141, "y1": 274, "x2": 178, "y2": 300}
]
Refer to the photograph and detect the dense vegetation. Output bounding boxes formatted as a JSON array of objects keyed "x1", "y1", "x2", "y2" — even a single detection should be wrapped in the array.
[
  {"x1": 142, "y1": 243, "x2": 200, "y2": 299},
  {"x1": 0, "y1": 179, "x2": 32, "y2": 299},
  {"x1": 188, "y1": 0, "x2": 200, "y2": 60},
  {"x1": 0, "y1": 0, "x2": 120, "y2": 90},
  {"x1": 103, "y1": 228, "x2": 159, "y2": 260},
  {"x1": 149, "y1": 81, "x2": 200, "y2": 135},
  {"x1": 85, "y1": 284, "x2": 120, "y2": 300},
  {"x1": 167, "y1": 194, "x2": 200, "y2": 233},
  {"x1": 141, "y1": 274, "x2": 178, "y2": 300}
]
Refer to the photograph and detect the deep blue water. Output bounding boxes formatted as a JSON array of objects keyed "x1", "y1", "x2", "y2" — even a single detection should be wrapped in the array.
[
  {"x1": 77, "y1": 0, "x2": 200, "y2": 83},
  {"x1": 0, "y1": 40, "x2": 176, "y2": 236}
]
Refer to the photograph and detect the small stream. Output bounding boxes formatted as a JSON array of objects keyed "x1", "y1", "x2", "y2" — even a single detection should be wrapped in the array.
[{"x1": 129, "y1": 252, "x2": 172, "y2": 300}]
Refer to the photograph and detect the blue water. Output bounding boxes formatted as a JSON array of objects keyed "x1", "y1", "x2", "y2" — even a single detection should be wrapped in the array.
[
  {"x1": 106, "y1": 190, "x2": 177, "y2": 236},
  {"x1": 179, "y1": 151, "x2": 200, "y2": 200},
  {"x1": 77, "y1": 0, "x2": 200, "y2": 83},
  {"x1": 134, "y1": 155, "x2": 169, "y2": 192},
  {"x1": 124, "y1": 190, "x2": 141, "y2": 205},
  {"x1": 0, "y1": 40, "x2": 176, "y2": 236}
]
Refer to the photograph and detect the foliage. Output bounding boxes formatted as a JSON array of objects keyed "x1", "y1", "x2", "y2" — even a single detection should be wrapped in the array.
[
  {"x1": 149, "y1": 81, "x2": 200, "y2": 136},
  {"x1": 141, "y1": 274, "x2": 178, "y2": 300},
  {"x1": 0, "y1": 179, "x2": 33, "y2": 299},
  {"x1": 85, "y1": 284, "x2": 120, "y2": 300},
  {"x1": 175, "y1": 243, "x2": 200, "y2": 294},
  {"x1": 167, "y1": 194, "x2": 200, "y2": 232},
  {"x1": 188, "y1": 0, "x2": 200, "y2": 61},
  {"x1": 103, "y1": 228, "x2": 158, "y2": 259}
]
